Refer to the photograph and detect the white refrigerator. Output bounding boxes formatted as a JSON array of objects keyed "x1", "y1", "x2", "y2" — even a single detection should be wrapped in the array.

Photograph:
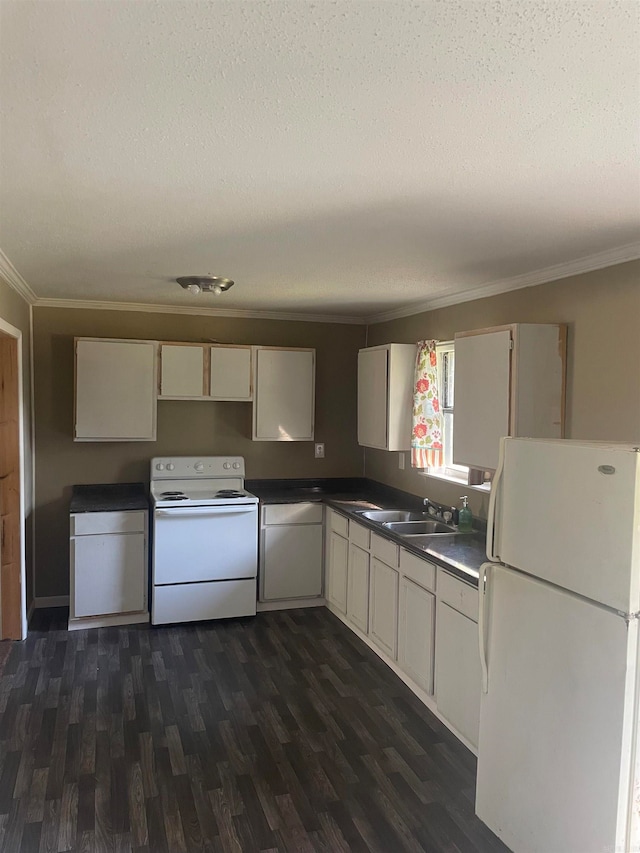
[{"x1": 476, "y1": 438, "x2": 640, "y2": 853}]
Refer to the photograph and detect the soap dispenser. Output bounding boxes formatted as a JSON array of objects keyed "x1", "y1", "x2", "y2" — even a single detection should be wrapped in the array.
[{"x1": 458, "y1": 496, "x2": 473, "y2": 533}]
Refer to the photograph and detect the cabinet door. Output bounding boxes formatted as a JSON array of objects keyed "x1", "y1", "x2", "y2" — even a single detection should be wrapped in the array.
[
  {"x1": 326, "y1": 531, "x2": 348, "y2": 613},
  {"x1": 357, "y1": 348, "x2": 388, "y2": 449},
  {"x1": 369, "y1": 558, "x2": 399, "y2": 659},
  {"x1": 75, "y1": 339, "x2": 157, "y2": 441},
  {"x1": 435, "y1": 600, "x2": 481, "y2": 747},
  {"x1": 453, "y1": 330, "x2": 511, "y2": 471},
  {"x1": 160, "y1": 344, "x2": 205, "y2": 398},
  {"x1": 210, "y1": 346, "x2": 252, "y2": 400},
  {"x1": 262, "y1": 524, "x2": 323, "y2": 600},
  {"x1": 253, "y1": 349, "x2": 315, "y2": 441},
  {"x1": 347, "y1": 544, "x2": 370, "y2": 633},
  {"x1": 72, "y1": 533, "x2": 146, "y2": 617},
  {"x1": 398, "y1": 577, "x2": 435, "y2": 695}
]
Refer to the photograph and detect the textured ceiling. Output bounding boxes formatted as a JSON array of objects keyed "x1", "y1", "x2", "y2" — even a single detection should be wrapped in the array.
[{"x1": 0, "y1": 0, "x2": 639, "y2": 321}]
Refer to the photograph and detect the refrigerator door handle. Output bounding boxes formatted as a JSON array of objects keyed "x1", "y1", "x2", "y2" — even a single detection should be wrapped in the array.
[
  {"x1": 479, "y1": 562, "x2": 492, "y2": 693},
  {"x1": 485, "y1": 436, "x2": 507, "y2": 562}
]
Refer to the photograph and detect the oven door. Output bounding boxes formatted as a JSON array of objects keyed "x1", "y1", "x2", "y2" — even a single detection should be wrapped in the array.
[{"x1": 153, "y1": 504, "x2": 258, "y2": 585}]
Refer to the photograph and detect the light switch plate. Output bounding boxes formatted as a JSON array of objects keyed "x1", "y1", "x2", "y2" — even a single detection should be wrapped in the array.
[
  {"x1": 315, "y1": 443, "x2": 325, "y2": 459},
  {"x1": 398, "y1": 452, "x2": 405, "y2": 470}
]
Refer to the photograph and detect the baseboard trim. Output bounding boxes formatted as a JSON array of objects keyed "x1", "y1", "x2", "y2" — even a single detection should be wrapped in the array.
[
  {"x1": 33, "y1": 595, "x2": 70, "y2": 609},
  {"x1": 68, "y1": 612, "x2": 150, "y2": 631},
  {"x1": 257, "y1": 598, "x2": 326, "y2": 612}
]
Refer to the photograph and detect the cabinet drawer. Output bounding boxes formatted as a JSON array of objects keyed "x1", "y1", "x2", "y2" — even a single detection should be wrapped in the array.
[
  {"x1": 371, "y1": 532, "x2": 399, "y2": 568},
  {"x1": 438, "y1": 570, "x2": 479, "y2": 621},
  {"x1": 263, "y1": 503, "x2": 323, "y2": 526},
  {"x1": 349, "y1": 521, "x2": 370, "y2": 551},
  {"x1": 400, "y1": 549, "x2": 436, "y2": 592},
  {"x1": 328, "y1": 510, "x2": 349, "y2": 538},
  {"x1": 71, "y1": 511, "x2": 146, "y2": 536}
]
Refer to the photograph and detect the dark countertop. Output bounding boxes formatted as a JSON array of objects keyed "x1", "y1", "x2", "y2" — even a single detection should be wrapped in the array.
[
  {"x1": 246, "y1": 477, "x2": 486, "y2": 585},
  {"x1": 70, "y1": 483, "x2": 149, "y2": 514}
]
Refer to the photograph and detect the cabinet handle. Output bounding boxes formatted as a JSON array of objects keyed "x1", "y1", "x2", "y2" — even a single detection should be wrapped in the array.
[{"x1": 485, "y1": 437, "x2": 506, "y2": 562}]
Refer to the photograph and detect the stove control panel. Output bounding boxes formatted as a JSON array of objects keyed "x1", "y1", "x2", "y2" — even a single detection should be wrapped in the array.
[{"x1": 151, "y1": 456, "x2": 246, "y2": 479}]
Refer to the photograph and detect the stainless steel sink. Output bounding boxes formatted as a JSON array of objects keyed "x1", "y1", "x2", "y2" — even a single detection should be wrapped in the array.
[
  {"x1": 359, "y1": 509, "x2": 429, "y2": 523},
  {"x1": 383, "y1": 520, "x2": 456, "y2": 535}
]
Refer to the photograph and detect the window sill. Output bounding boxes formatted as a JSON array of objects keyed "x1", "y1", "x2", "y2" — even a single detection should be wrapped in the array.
[{"x1": 418, "y1": 469, "x2": 492, "y2": 493}]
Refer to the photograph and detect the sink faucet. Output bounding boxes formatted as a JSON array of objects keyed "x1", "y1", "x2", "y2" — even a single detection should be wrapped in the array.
[{"x1": 423, "y1": 497, "x2": 459, "y2": 525}]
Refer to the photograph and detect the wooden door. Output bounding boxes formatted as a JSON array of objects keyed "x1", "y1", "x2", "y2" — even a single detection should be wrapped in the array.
[{"x1": 0, "y1": 334, "x2": 22, "y2": 639}]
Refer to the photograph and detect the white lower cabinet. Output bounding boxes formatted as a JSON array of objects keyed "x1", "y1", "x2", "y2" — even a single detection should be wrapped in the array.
[
  {"x1": 347, "y1": 543, "x2": 370, "y2": 633},
  {"x1": 262, "y1": 525, "x2": 323, "y2": 600},
  {"x1": 324, "y1": 510, "x2": 481, "y2": 752},
  {"x1": 369, "y1": 558, "x2": 399, "y2": 659},
  {"x1": 398, "y1": 576, "x2": 436, "y2": 695},
  {"x1": 70, "y1": 510, "x2": 148, "y2": 625},
  {"x1": 260, "y1": 503, "x2": 323, "y2": 602},
  {"x1": 435, "y1": 574, "x2": 482, "y2": 748},
  {"x1": 326, "y1": 530, "x2": 349, "y2": 613}
]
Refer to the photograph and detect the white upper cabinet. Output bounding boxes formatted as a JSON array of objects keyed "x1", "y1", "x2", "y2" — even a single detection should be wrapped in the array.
[
  {"x1": 252, "y1": 347, "x2": 315, "y2": 441},
  {"x1": 75, "y1": 338, "x2": 157, "y2": 441},
  {"x1": 453, "y1": 324, "x2": 566, "y2": 471},
  {"x1": 210, "y1": 345, "x2": 252, "y2": 401},
  {"x1": 159, "y1": 343, "x2": 252, "y2": 401},
  {"x1": 357, "y1": 344, "x2": 415, "y2": 451},
  {"x1": 159, "y1": 343, "x2": 206, "y2": 399}
]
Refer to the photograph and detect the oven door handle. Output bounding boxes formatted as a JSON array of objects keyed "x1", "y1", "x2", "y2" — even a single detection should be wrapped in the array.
[{"x1": 155, "y1": 505, "x2": 257, "y2": 517}]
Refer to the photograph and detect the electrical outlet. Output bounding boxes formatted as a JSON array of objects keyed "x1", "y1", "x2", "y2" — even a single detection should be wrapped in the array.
[
  {"x1": 315, "y1": 443, "x2": 325, "y2": 459},
  {"x1": 398, "y1": 452, "x2": 405, "y2": 470}
]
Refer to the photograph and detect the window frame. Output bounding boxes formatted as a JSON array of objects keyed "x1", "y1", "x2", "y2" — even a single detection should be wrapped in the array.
[{"x1": 427, "y1": 341, "x2": 469, "y2": 482}]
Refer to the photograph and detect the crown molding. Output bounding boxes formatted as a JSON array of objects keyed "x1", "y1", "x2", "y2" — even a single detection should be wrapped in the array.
[
  {"x1": 364, "y1": 242, "x2": 640, "y2": 325},
  {"x1": 33, "y1": 297, "x2": 367, "y2": 325},
  {"x1": 0, "y1": 250, "x2": 37, "y2": 305},
  {"x1": 16, "y1": 240, "x2": 640, "y2": 326}
]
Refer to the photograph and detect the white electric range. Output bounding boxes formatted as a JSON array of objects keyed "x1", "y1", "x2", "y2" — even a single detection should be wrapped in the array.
[{"x1": 150, "y1": 456, "x2": 259, "y2": 625}]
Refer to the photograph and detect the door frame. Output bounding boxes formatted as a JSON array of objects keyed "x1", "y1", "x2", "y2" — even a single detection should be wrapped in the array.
[{"x1": 0, "y1": 316, "x2": 27, "y2": 640}]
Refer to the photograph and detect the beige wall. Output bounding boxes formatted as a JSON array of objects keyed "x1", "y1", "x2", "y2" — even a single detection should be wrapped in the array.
[
  {"x1": 365, "y1": 260, "x2": 640, "y2": 519},
  {"x1": 32, "y1": 258, "x2": 640, "y2": 596},
  {"x1": 32, "y1": 307, "x2": 366, "y2": 597},
  {"x1": 0, "y1": 276, "x2": 33, "y2": 606}
]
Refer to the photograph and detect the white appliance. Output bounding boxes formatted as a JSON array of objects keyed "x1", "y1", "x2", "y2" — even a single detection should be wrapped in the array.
[
  {"x1": 150, "y1": 456, "x2": 259, "y2": 625},
  {"x1": 476, "y1": 438, "x2": 640, "y2": 853}
]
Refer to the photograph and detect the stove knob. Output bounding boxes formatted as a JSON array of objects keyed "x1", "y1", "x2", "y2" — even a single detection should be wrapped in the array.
[
  {"x1": 194, "y1": 462, "x2": 204, "y2": 473},
  {"x1": 166, "y1": 463, "x2": 175, "y2": 471},
  {"x1": 232, "y1": 462, "x2": 241, "y2": 469},
  {"x1": 156, "y1": 463, "x2": 165, "y2": 471},
  {"x1": 223, "y1": 462, "x2": 231, "y2": 470}
]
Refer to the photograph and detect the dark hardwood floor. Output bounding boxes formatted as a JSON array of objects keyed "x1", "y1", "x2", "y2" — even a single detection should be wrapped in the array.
[{"x1": 0, "y1": 607, "x2": 508, "y2": 852}]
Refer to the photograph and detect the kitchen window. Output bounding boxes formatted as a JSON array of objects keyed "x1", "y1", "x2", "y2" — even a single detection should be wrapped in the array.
[
  {"x1": 430, "y1": 342, "x2": 468, "y2": 480},
  {"x1": 424, "y1": 342, "x2": 490, "y2": 487}
]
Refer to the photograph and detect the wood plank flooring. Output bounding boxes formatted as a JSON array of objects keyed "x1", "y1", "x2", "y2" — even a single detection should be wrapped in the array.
[{"x1": 0, "y1": 607, "x2": 508, "y2": 852}]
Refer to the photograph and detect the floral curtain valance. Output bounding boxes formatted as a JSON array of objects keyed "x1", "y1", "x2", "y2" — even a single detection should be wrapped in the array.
[{"x1": 411, "y1": 340, "x2": 443, "y2": 469}]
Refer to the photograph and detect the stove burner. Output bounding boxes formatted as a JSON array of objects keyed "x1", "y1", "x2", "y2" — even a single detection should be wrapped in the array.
[
  {"x1": 216, "y1": 489, "x2": 245, "y2": 498},
  {"x1": 160, "y1": 491, "x2": 187, "y2": 499}
]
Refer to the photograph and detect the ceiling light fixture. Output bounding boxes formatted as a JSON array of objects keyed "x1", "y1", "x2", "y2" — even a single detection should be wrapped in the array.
[{"x1": 176, "y1": 275, "x2": 234, "y2": 295}]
